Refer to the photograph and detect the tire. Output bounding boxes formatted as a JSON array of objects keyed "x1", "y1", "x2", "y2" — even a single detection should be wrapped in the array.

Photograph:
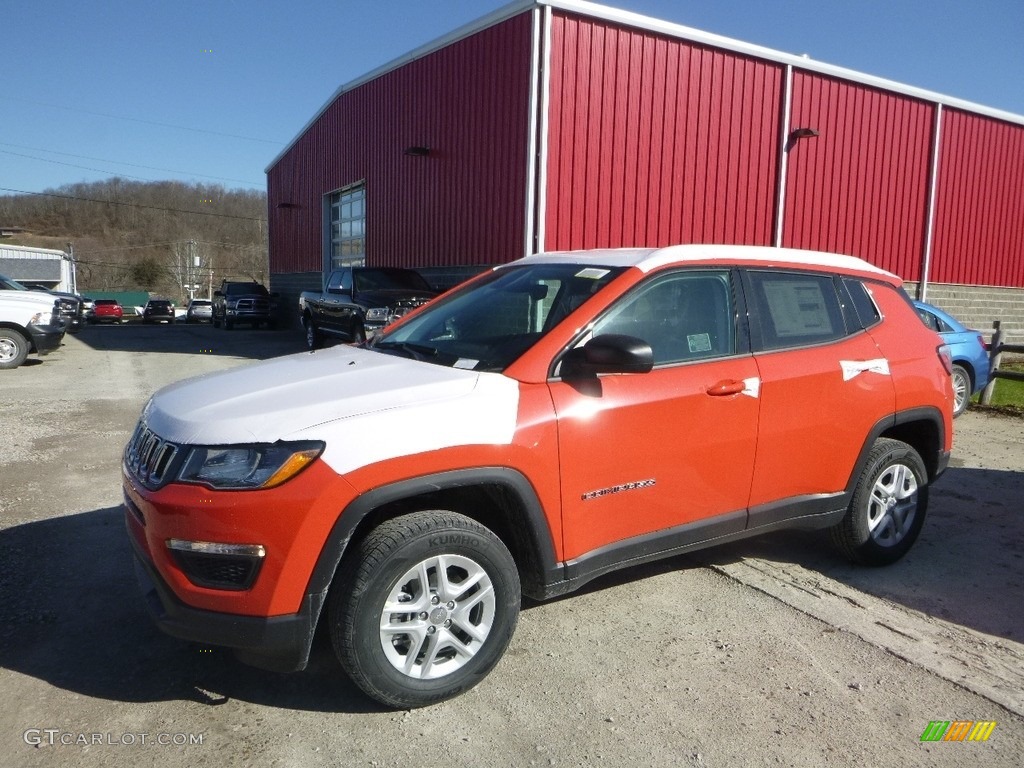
[
  {"x1": 213, "y1": 317, "x2": 221, "y2": 329},
  {"x1": 304, "y1": 317, "x2": 322, "y2": 350},
  {"x1": 830, "y1": 438, "x2": 929, "y2": 566},
  {"x1": 351, "y1": 323, "x2": 366, "y2": 346},
  {"x1": 328, "y1": 511, "x2": 521, "y2": 709},
  {"x1": 951, "y1": 364, "x2": 971, "y2": 418},
  {"x1": 0, "y1": 328, "x2": 30, "y2": 370}
]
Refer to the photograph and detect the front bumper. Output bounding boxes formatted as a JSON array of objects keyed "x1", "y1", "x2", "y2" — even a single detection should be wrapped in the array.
[
  {"x1": 122, "y1": 455, "x2": 359, "y2": 671},
  {"x1": 26, "y1": 323, "x2": 65, "y2": 355},
  {"x1": 128, "y1": 530, "x2": 318, "y2": 672}
]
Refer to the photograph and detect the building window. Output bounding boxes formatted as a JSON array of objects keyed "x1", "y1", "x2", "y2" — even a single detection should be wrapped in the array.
[{"x1": 328, "y1": 184, "x2": 366, "y2": 269}]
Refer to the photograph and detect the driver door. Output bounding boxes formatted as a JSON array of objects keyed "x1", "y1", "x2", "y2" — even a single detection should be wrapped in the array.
[{"x1": 549, "y1": 269, "x2": 760, "y2": 561}]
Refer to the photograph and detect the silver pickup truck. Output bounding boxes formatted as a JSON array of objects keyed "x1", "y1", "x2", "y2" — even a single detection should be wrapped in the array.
[{"x1": 298, "y1": 266, "x2": 437, "y2": 349}]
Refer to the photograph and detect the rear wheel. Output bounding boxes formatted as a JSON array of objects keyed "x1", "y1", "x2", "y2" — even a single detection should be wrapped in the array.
[
  {"x1": 830, "y1": 438, "x2": 928, "y2": 566},
  {"x1": 328, "y1": 511, "x2": 520, "y2": 709},
  {"x1": 951, "y1": 364, "x2": 971, "y2": 417},
  {"x1": 0, "y1": 328, "x2": 30, "y2": 369}
]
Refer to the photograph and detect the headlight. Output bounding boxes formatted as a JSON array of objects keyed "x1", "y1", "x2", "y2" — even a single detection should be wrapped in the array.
[
  {"x1": 365, "y1": 307, "x2": 391, "y2": 322},
  {"x1": 29, "y1": 311, "x2": 57, "y2": 326},
  {"x1": 178, "y1": 441, "x2": 324, "y2": 489}
]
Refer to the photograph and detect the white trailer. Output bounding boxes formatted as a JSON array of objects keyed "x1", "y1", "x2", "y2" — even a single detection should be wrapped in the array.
[{"x1": 0, "y1": 244, "x2": 77, "y2": 294}]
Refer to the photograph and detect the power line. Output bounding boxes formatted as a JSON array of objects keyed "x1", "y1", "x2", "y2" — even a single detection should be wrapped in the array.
[
  {"x1": 0, "y1": 142, "x2": 263, "y2": 186},
  {"x1": 0, "y1": 187, "x2": 266, "y2": 223},
  {"x1": 2, "y1": 96, "x2": 284, "y2": 145},
  {"x1": 0, "y1": 149, "x2": 170, "y2": 185}
]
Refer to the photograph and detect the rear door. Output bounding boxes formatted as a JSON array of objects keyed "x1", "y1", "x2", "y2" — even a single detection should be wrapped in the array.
[
  {"x1": 743, "y1": 269, "x2": 895, "y2": 513},
  {"x1": 550, "y1": 268, "x2": 761, "y2": 561}
]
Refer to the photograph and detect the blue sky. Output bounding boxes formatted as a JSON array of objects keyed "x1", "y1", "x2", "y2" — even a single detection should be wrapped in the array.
[{"x1": 3, "y1": 0, "x2": 1022, "y2": 197}]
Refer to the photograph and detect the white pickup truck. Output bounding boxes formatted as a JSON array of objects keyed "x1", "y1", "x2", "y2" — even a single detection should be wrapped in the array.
[{"x1": 0, "y1": 273, "x2": 66, "y2": 369}]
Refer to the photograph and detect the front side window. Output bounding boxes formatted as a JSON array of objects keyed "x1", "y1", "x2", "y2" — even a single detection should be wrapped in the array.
[
  {"x1": 373, "y1": 263, "x2": 624, "y2": 372},
  {"x1": 328, "y1": 184, "x2": 366, "y2": 270},
  {"x1": 589, "y1": 270, "x2": 735, "y2": 365}
]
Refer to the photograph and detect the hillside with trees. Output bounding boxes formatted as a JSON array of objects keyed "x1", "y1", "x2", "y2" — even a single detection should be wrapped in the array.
[{"x1": 0, "y1": 179, "x2": 267, "y2": 301}]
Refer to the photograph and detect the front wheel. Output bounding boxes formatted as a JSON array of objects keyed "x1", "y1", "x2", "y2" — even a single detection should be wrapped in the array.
[
  {"x1": 951, "y1": 364, "x2": 971, "y2": 417},
  {"x1": 830, "y1": 438, "x2": 928, "y2": 566},
  {"x1": 304, "y1": 317, "x2": 322, "y2": 350},
  {"x1": 0, "y1": 328, "x2": 30, "y2": 369},
  {"x1": 328, "y1": 511, "x2": 521, "y2": 709}
]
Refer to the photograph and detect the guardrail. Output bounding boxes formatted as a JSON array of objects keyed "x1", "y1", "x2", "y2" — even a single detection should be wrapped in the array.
[{"x1": 980, "y1": 320, "x2": 1024, "y2": 405}]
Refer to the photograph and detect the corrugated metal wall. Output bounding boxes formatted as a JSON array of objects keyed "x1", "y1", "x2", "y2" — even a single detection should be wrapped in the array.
[
  {"x1": 781, "y1": 73, "x2": 935, "y2": 280},
  {"x1": 931, "y1": 109, "x2": 1024, "y2": 287},
  {"x1": 267, "y1": 14, "x2": 533, "y2": 274},
  {"x1": 543, "y1": 14, "x2": 782, "y2": 251},
  {"x1": 269, "y1": 4, "x2": 1024, "y2": 291}
]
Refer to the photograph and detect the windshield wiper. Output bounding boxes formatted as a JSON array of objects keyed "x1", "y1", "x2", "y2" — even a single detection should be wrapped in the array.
[{"x1": 373, "y1": 340, "x2": 439, "y2": 361}]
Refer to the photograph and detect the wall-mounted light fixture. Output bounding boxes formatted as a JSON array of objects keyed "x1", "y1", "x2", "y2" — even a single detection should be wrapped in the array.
[
  {"x1": 404, "y1": 145, "x2": 431, "y2": 157},
  {"x1": 786, "y1": 127, "x2": 819, "y2": 151}
]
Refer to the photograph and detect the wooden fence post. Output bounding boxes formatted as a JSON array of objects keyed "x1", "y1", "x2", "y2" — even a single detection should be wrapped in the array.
[{"x1": 980, "y1": 321, "x2": 1004, "y2": 406}]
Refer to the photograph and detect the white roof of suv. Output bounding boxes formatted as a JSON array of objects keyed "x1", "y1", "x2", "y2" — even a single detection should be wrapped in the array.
[{"x1": 517, "y1": 244, "x2": 898, "y2": 280}]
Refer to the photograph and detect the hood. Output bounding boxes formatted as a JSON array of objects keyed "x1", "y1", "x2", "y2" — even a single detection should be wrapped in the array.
[
  {"x1": 0, "y1": 290, "x2": 59, "y2": 311},
  {"x1": 142, "y1": 345, "x2": 521, "y2": 474}
]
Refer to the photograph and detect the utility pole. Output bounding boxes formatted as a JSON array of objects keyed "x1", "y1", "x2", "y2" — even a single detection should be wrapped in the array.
[{"x1": 188, "y1": 239, "x2": 198, "y2": 302}]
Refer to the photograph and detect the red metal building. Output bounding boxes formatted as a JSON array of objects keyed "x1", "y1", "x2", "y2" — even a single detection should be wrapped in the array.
[{"x1": 266, "y1": 0, "x2": 1024, "y2": 318}]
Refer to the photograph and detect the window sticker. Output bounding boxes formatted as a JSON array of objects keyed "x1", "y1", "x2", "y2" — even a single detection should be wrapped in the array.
[
  {"x1": 763, "y1": 280, "x2": 833, "y2": 337},
  {"x1": 575, "y1": 268, "x2": 611, "y2": 280},
  {"x1": 453, "y1": 358, "x2": 479, "y2": 370},
  {"x1": 687, "y1": 333, "x2": 712, "y2": 353}
]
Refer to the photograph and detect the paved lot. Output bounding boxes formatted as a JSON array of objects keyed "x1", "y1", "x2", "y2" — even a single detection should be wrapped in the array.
[{"x1": 2, "y1": 323, "x2": 1023, "y2": 767}]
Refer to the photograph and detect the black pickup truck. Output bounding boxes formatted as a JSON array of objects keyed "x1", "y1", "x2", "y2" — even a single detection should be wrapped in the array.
[
  {"x1": 298, "y1": 267, "x2": 437, "y2": 349},
  {"x1": 212, "y1": 280, "x2": 278, "y2": 330}
]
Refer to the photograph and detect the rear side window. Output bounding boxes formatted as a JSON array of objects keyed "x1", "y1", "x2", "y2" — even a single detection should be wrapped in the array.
[{"x1": 747, "y1": 271, "x2": 847, "y2": 350}]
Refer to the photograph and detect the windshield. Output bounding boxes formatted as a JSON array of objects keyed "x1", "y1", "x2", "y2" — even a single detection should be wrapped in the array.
[
  {"x1": 354, "y1": 268, "x2": 432, "y2": 293},
  {"x1": 0, "y1": 273, "x2": 29, "y2": 291},
  {"x1": 225, "y1": 283, "x2": 269, "y2": 297},
  {"x1": 371, "y1": 263, "x2": 623, "y2": 372}
]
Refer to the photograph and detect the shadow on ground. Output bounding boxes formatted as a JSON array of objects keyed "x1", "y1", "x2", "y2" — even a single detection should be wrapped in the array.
[
  {"x1": 0, "y1": 507, "x2": 382, "y2": 714},
  {"x1": 695, "y1": 465, "x2": 1024, "y2": 644}
]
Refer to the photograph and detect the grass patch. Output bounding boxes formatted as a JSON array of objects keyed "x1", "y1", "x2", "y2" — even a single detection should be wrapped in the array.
[{"x1": 975, "y1": 362, "x2": 1024, "y2": 415}]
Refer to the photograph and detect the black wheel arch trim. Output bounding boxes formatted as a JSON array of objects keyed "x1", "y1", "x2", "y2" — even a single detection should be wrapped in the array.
[
  {"x1": 847, "y1": 407, "x2": 950, "y2": 493},
  {"x1": 303, "y1": 466, "x2": 562, "y2": 619}
]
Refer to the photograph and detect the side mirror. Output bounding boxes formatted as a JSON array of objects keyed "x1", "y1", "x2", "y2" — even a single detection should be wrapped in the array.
[
  {"x1": 213, "y1": 290, "x2": 224, "y2": 298},
  {"x1": 560, "y1": 334, "x2": 654, "y2": 378}
]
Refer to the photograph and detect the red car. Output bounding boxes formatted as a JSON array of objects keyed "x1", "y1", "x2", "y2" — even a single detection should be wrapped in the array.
[{"x1": 89, "y1": 298, "x2": 124, "y2": 324}]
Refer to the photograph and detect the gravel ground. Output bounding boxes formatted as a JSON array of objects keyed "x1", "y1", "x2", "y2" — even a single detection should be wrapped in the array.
[{"x1": 1, "y1": 324, "x2": 1022, "y2": 767}]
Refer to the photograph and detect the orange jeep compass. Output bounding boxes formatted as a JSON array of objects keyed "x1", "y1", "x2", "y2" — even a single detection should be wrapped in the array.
[{"x1": 123, "y1": 245, "x2": 953, "y2": 707}]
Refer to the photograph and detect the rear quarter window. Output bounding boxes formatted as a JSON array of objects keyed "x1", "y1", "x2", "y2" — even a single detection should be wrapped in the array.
[{"x1": 843, "y1": 278, "x2": 882, "y2": 328}]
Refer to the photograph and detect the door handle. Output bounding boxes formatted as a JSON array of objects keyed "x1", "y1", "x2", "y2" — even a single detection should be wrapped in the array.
[{"x1": 706, "y1": 379, "x2": 747, "y2": 397}]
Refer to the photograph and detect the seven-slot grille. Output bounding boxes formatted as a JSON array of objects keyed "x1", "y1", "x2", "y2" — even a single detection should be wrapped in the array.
[{"x1": 125, "y1": 422, "x2": 181, "y2": 488}]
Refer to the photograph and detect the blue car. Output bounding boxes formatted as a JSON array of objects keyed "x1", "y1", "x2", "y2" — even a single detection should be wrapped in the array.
[{"x1": 914, "y1": 301, "x2": 990, "y2": 417}]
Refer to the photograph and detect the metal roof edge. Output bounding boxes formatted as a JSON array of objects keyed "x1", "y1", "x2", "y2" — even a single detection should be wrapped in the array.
[
  {"x1": 542, "y1": 0, "x2": 1024, "y2": 126},
  {"x1": 265, "y1": 0, "x2": 539, "y2": 173},
  {"x1": 0, "y1": 243, "x2": 69, "y2": 258}
]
